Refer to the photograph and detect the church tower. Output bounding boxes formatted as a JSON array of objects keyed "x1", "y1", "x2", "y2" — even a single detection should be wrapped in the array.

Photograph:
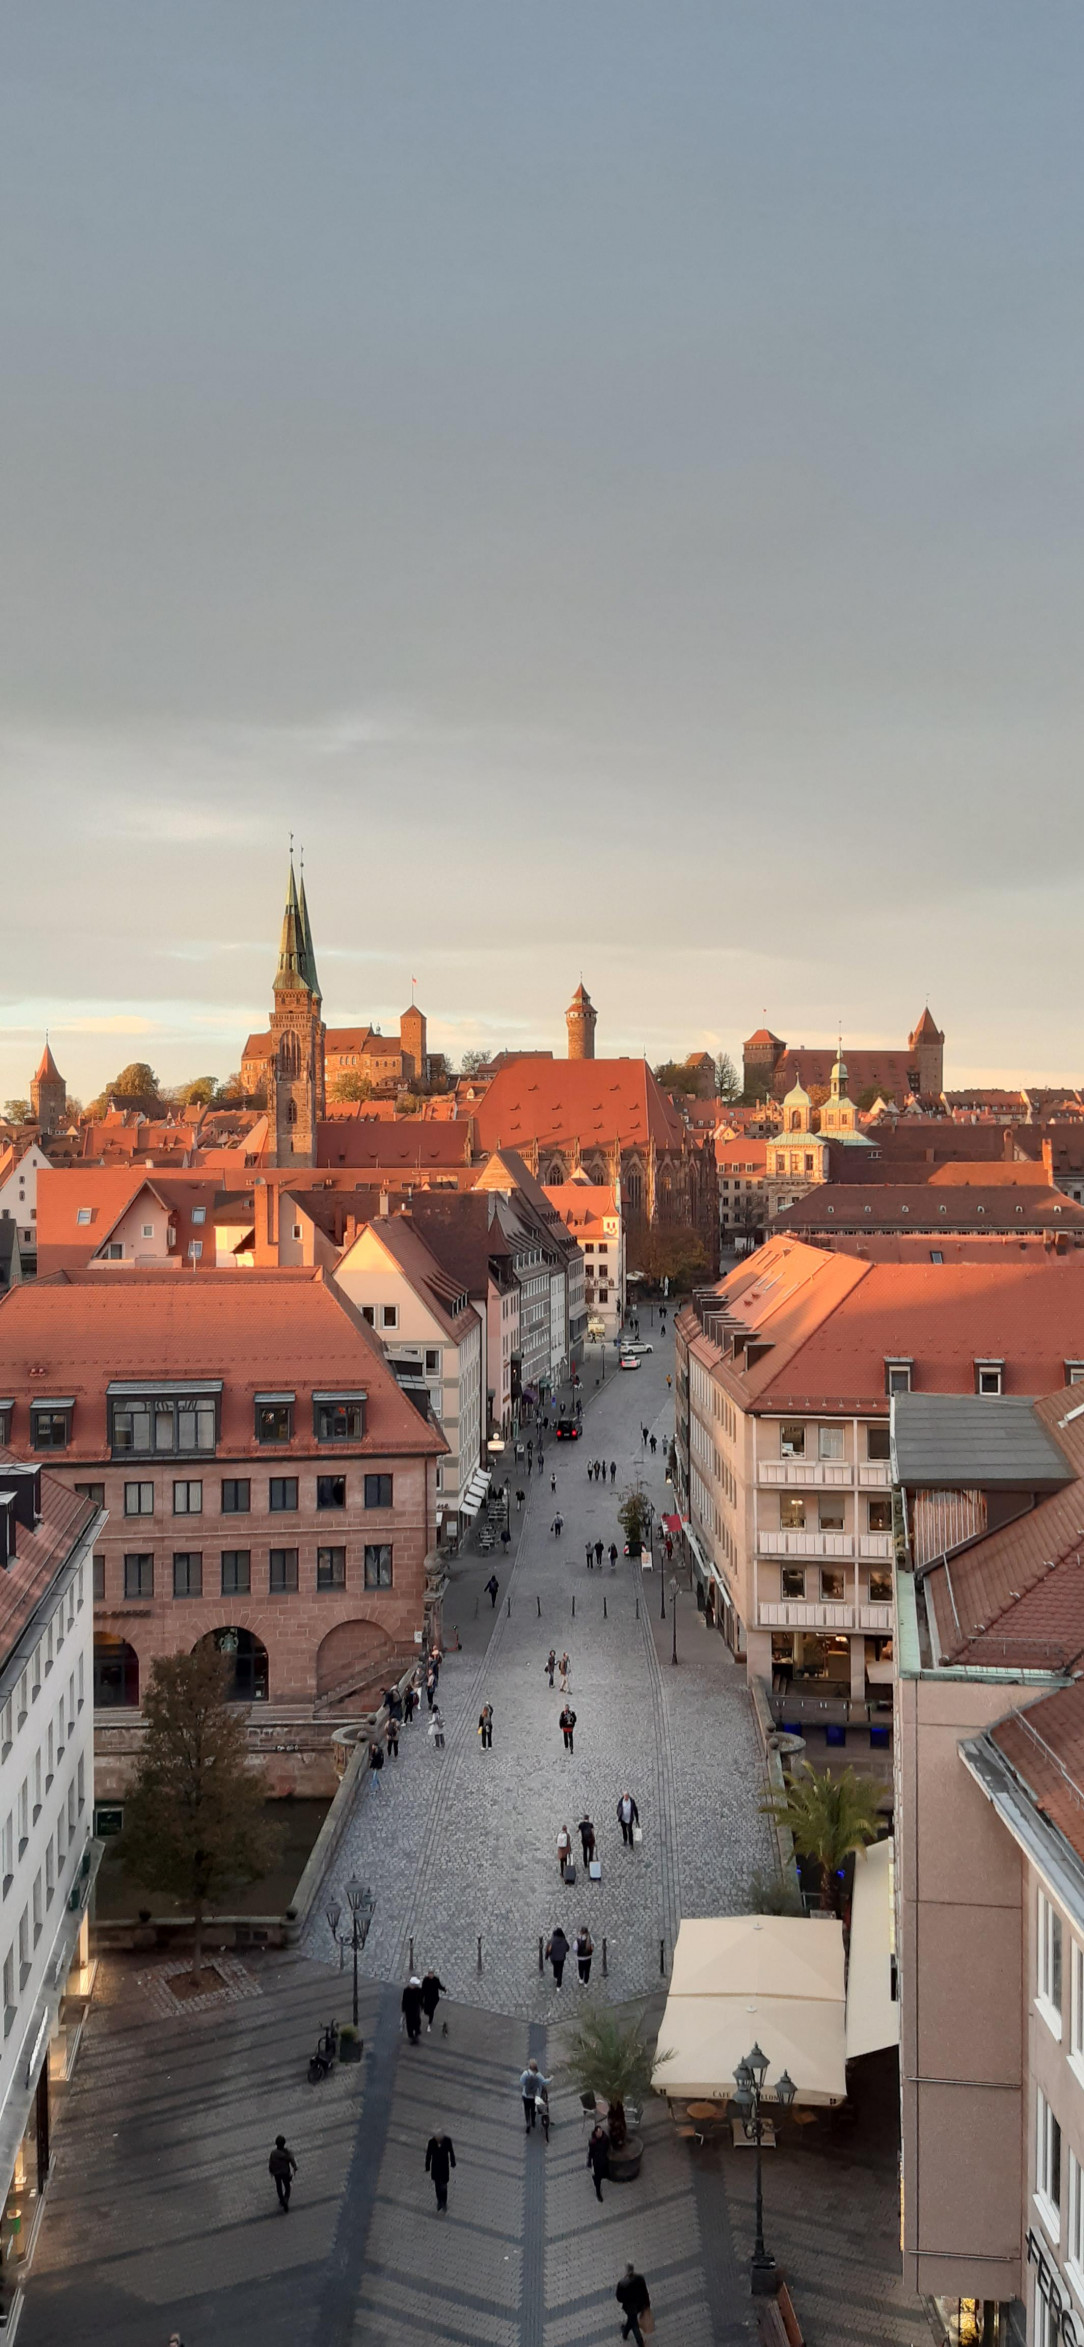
[
  {"x1": 909, "y1": 1008, "x2": 945, "y2": 1098},
  {"x1": 566, "y1": 982, "x2": 597, "y2": 1061},
  {"x1": 30, "y1": 1039, "x2": 66, "y2": 1135},
  {"x1": 268, "y1": 857, "x2": 325, "y2": 1165}
]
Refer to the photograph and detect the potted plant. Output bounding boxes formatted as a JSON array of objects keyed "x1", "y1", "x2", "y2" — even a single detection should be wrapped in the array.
[
  {"x1": 338, "y1": 2023, "x2": 363, "y2": 2064},
  {"x1": 617, "y1": 1485, "x2": 652, "y2": 1561},
  {"x1": 562, "y1": 2007, "x2": 669, "y2": 2182},
  {"x1": 760, "y1": 1764, "x2": 882, "y2": 1916}
]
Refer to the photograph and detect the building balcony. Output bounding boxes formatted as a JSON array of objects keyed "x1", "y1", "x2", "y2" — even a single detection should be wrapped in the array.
[
  {"x1": 758, "y1": 1530, "x2": 854, "y2": 1559},
  {"x1": 757, "y1": 1599, "x2": 894, "y2": 1633},
  {"x1": 758, "y1": 1460, "x2": 854, "y2": 1488},
  {"x1": 857, "y1": 1462, "x2": 892, "y2": 1489},
  {"x1": 857, "y1": 1532, "x2": 893, "y2": 1561}
]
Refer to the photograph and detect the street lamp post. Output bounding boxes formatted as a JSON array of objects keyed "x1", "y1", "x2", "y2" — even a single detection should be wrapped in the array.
[
  {"x1": 670, "y1": 1576, "x2": 679, "y2": 1664},
  {"x1": 326, "y1": 1876, "x2": 376, "y2": 2029},
  {"x1": 732, "y1": 2044, "x2": 797, "y2": 2295}
]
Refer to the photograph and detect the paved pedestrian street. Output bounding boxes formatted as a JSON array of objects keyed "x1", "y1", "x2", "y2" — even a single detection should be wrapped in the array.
[{"x1": 20, "y1": 1345, "x2": 924, "y2": 2347}]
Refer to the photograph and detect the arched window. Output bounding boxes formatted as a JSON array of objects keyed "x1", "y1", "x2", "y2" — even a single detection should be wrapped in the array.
[
  {"x1": 94, "y1": 1635, "x2": 139, "y2": 1709},
  {"x1": 790, "y1": 1110, "x2": 801, "y2": 1131},
  {"x1": 199, "y1": 1628, "x2": 269, "y2": 1703}
]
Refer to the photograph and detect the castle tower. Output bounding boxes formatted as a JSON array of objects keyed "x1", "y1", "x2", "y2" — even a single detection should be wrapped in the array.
[
  {"x1": 909, "y1": 1007, "x2": 945, "y2": 1098},
  {"x1": 268, "y1": 858, "x2": 325, "y2": 1165},
  {"x1": 742, "y1": 1027, "x2": 786, "y2": 1099},
  {"x1": 400, "y1": 1002, "x2": 427, "y2": 1087},
  {"x1": 566, "y1": 982, "x2": 597, "y2": 1061},
  {"x1": 30, "y1": 1039, "x2": 66, "y2": 1135}
]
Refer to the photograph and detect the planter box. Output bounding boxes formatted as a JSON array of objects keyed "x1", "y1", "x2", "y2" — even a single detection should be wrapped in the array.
[
  {"x1": 607, "y1": 2131, "x2": 643, "y2": 2182},
  {"x1": 338, "y1": 2035, "x2": 364, "y2": 2064}
]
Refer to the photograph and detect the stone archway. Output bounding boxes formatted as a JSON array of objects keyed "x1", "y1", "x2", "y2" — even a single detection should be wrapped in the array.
[
  {"x1": 94, "y1": 1635, "x2": 139, "y2": 1709},
  {"x1": 315, "y1": 1618, "x2": 396, "y2": 1711}
]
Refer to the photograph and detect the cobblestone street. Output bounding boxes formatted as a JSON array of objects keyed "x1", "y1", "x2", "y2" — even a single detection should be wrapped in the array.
[
  {"x1": 306, "y1": 1345, "x2": 775, "y2": 2013},
  {"x1": 19, "y1": 1343, "x2": 924, "y2": 2347}
]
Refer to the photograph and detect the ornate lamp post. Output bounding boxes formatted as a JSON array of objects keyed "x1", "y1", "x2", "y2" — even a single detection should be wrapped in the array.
[
  {"x1": 732, "y1": 2044, "x2": 797, "y2": 2294},
  {"x1": 326, "y1": 1877, "x2": 375, "y2": 2029},
  {"x1": 670, "y1": 1575, "x2": 679, "y2": 1664}
]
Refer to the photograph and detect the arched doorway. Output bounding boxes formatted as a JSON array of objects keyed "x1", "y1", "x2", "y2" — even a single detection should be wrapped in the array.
[
  {"x1": 94, "y1": 1635, "x2": 139, "y2": 1709},
  {"x1": 316, "y1": 1619, "x2": 394, "y2": 1708},
  {"x1": 198, "y1": 1628, "x2": 269, "y2": 1703}
]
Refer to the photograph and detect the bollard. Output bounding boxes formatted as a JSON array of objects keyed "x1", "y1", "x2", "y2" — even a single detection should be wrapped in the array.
[
  {"x1": 537, "y1": 1594, "x2": 541, "y2": 1617},
  {"x1": 659, "y1": 1937, "x2": 665, "y2": 1976},
  {"x1": 603, "y1": 1595, "x2": 607, "y2": 1618},
  {"x1": 478, "y1": 1935, "x2": 483, "y2": 1972},
  {"x1": 602, "y1": 1936, "x2": 608, "y2": 1977},
  {"x1": 409, "y1": 1936, "x2": 415, "y2": 1974},
  {"x1": 572, "y1": 1593, "x2": 575, "y2": 1617},
  {"x1": 636, "y1": 1595, "x2": 640, "y2": 1620},
  {"x1": 538, "y1": 1935, "x2": 544, "y2": 1974},
  {"x1": 507, "y1": 1596, "x2": 511, "y2": 1617}
]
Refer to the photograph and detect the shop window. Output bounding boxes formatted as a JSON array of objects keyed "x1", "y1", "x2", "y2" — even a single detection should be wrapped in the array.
[
  {"x1": 202, "y1": 1628, "x2": 268, "y2": 1703},
  {"x1": 94, "y1": 1636, "x2": 139, "y2": 1708}
]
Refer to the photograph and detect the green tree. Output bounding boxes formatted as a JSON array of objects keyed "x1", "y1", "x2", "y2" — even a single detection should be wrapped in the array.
[
  {"x1": 331, "y1": 1071, "x2": 373, "y2": 1102},
  {"x1": 173, "y1": 1076, "x2": 219, "y2": 1108},
  {"x1": 760, "y1": 1764, "x2": 881, "y2": 1914},
  {"x1": 714, "y1": 1052, "x2": 741, "y2": 1102},
  {"x1": 87, "y1": 1060, "x2": 162, "y2": 1115},
  {"x1": 3, "y1": 1100, "x2": 31, "y2": 1124},
  {"x1": 562, "y1": 2007, "x2": 671, "y2": 2150},
  {"x1": 120, "y1": 1646, "x2": 278, "y2": 1973},
  {"x1": 617, "y1": 1483, "x2": 653, "y2": 1557}
]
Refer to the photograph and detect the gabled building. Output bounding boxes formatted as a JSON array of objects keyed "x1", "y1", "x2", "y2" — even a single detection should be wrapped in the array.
[
  {"x1": 544, "y1": 1178, "x2": 624, "y2": 1342},
  {"x1": 0, "y1": 1142, "x2": 51, "y2": 1276},
  {"x1": 334, "y1": 1211, "x2": 483, "y2": 1542}
]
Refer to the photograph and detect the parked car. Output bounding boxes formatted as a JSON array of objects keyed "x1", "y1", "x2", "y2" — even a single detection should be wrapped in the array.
[
  {"x1": 619, "y1": 1354, "x2": 641, "y2": 1372},
  {"x1": 555, "y1": 1416, "x2": 580, "y2": 1440},
  {"x1": 620, "y1": 1340, "x2": 653, "y2": 1355}
]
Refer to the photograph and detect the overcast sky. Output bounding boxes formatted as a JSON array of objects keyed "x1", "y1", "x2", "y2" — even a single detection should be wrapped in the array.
[{"x1": 2, "y1": 3, "x2": 1083, "y2": 1102}]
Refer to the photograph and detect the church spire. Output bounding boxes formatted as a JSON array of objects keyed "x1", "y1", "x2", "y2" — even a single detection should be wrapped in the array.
[
  {"x1": 296, "y1": 854, "x2": 320, "y2": 1000},
  {"x1": 273, "y1": 853, "x2": 314, "y2": 995}
]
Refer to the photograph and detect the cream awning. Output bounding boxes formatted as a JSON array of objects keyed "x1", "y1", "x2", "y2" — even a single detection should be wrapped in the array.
[
  {"x1": 844, "y1": 1838, "x2": 899, "y2": 2061},
  {"x1": 653, "y1": 1914, "x2": 847, "y2": 2106}
]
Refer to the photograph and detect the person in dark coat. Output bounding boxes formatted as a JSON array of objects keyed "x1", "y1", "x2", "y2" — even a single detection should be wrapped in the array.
[
  {"x1": 578, "y1": 1814, "x2": 596, "y2": 1867},
  {"x1": 420, "y1": 1970, "x2": 447, "y2": 2031},
  {"x1": 594, "y1": 1539, "x2": 604, "y2": 1567},
  {"x1": 617, "y1": 1791, "x2": 640, "y2": 1845},
  {"x1": 574, "y1": 1926, "x2": 594, "y2": 1985},
  {"x1": 402, "y1": 1976, "x2": 425, "y2": 2043},
  {"x1": 615, "y1": 2265, "x2": 651, "y2": 2344},
  {"x1": 559, "y1": 1705, "x2": 577, "y2": 1754},
  {"x1": 586, "y1": 2122, "x2": 609, "y2": 2201},
  {"x1": 608, "y1": 1542, "x2": 618, "y2": 1569},
  {"x1": 545, "y1": 1925, "x2": 570, "y2": 1989},
  {"x1": 610, "y1": 1461, "x2": 617, "y2": 1483},
  {"x1": 545, "y1": 1649, "x2": 557, "y2": 1687},
  {"x1": 485, "y1": 1572, "x2": 500, "y2": 1607},
  {"x1": 368, "y1": 1739, "x2": 385, "y2": 1787},
  {"x1": 268, "y1": 2135, "x2": 297, "y2": 2211},
  {"x1": 425, "y1": 2129, "x2": 456, "y2": 2212},
  {"x1": 478, "y1": 1704, "x2": 493, "y2": 1749}
]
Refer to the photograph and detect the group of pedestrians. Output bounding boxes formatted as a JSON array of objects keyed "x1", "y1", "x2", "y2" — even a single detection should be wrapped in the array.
[
  {"x1": 585, "y1": 1458, "x2": 617, "y2": 1483},
  {"x1": 368, "y1": 1662, "x2": 442, "y2": 1783},
  {"x1": 402, "y1": 1969, "x2": 448, "y2": 2042}
]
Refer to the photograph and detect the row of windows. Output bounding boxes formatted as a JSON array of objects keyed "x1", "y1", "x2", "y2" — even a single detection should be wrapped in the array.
[
  {"x1": 0, "y1": 1584, "x2": 82, "y2": 1756},
  {"x1": 9, "y1": 1394, "x2": 368, "y2": 1455},
  {"x1": 96, "y1": 1546, "x2": 396, "y2": 1600},
  {"x1": 2, "y1": 1763, "x2": 85, "y2": 2031},
  {"x1": 3, "y1": 1676, "x2": 81, "y2": 1886},
  {"x1": 780, "y1": 1565, "x2": 893, "y2": 1602},
  {"x1": 779, "y1": 1497, "x2": 893, "y2": 1533},
  {"x1": 779, "y1": 1423, "x2": 891, "y2": 1462},
  {"x1": 80, "y1": 1473, "x2": 396, "y2": 1518}
]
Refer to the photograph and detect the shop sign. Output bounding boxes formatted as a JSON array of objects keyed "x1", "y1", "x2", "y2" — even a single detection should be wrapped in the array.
[{"x1": 1027, "y1": 2228, "x2": 1084, "y2": 2344}]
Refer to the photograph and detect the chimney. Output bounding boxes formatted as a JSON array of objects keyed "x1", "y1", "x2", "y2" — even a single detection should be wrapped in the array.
[{"x1": 379, "y1": 1190, "x2": 390, "y2": 1218}]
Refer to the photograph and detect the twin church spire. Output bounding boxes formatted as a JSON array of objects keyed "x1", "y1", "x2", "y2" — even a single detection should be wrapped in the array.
[{"x1": 274, "y1": 852, "x2": 321, "y2": 1001}]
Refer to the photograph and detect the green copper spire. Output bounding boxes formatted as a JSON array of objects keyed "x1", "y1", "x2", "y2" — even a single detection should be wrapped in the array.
[
  {"x1": 297, "y1": 861, "x2": 320, "y2": 999},
  {"x1": 273, "y1": 855, "x2": 313, "y2": 994}
]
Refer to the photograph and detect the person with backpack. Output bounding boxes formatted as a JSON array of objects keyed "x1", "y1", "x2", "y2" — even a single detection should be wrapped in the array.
[
  {"x1": 574, "y1": 1925, "x2": 594, "y2": 1985},
  {"x1": 545, "y1": 1925, "x2": 570, "y2": 1989},
  {"x1": 268, "y1": 2135, "x2": 297, "y2": 2211}
]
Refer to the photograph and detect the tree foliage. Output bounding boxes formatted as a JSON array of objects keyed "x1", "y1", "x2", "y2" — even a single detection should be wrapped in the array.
[
  {"x1": 121, "y1": 1646, "x2": 278, "y2": 1970},
  {"x1": 459, "y1": 1048, "x2": 489, "y2": 1077},
  {"x1": 617, "y1": 1483, "x2": 652, "y2": 1554},
  {"x1": 760, "y1": 1764, "x2": 881, "y2": 1913},
  {"x1": 561, "y1": 2006, "x2": 671, "y2": 2148},
  {"x1": 2, "y1": 1100, "x2": 31, "y2": 1125},
  {"x1": 714, "y1": 1052, "x2": 741, "y2": 1102},
  {"x1": 331, "y1": 1071, "x2": 374, "y2": 1102},
  {"x1": 627, "y1": 1224, "x2": 708, "y2": 1290},
  {"x1": 86, "y1": 1060, "x2": 162, "y2": 1115}
]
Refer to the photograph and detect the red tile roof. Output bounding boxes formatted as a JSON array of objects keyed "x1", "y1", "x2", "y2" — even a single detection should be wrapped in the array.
[
  {"x1": 990, "y1": 1678, "x2": 1084, "y2": 1865},
  {"x1": 0, "y1": 1270, "x2": 445, "y2": 1460},
  {"x1": 36, "y1": 1169, "x2": 227, "y2": 1275},
  {"x1": 0, "y1": 1457, "x2": 95, "y2": 1669},
  {"x1": 773, "y1": 1185, "x2": 1084, "y2": 1236},
  {"x1": 472, "y1": 1057, "x2": 686, "y2": 1153},
  {"x1": 316, "y1": 1120, "x2": 475, "y2": 1169}
]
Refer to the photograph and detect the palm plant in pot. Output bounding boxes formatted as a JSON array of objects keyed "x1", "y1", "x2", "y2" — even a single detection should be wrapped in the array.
[{"x1": 562, "y1": 2007, "x2": 670, "y2": 2180}]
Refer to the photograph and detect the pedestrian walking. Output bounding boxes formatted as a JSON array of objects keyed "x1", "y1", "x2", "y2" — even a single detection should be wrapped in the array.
[
  {"x1": 550, "y1": 1473, "x2": 557, "y2": 1494},
  {"x1": 594, "y1": 1538, "x2": 604, "y2": 1567},
  {"x1": 664, "y1": 1535, "x2": 673, "y2": 1563},
  {"x1": 369, "y1": 1739, "x2": 385, "y2": 1788},
  {"x1": 556, "y1": 1824, "x2": 573, "y2": 1877},
  {"x1": 545, "y1": 1925, "x2": 570, "y2": 1990},
  {"x1": 485, "y1": 1571, "x2": 500, "y2": 1608},
  {"x1": 500, "y1": 1523, "x2": 511, "y2": 1551},
  {"x1": 537, "y1": 1452, "x2": 544, "y2": 1475},
  {"x1": 429, "y1": 1705, "x2": 445, "y2": 1749},
  {"x1": 552, "y1": 1511, "x2": 564, "y2": 1537},
  {"x1": 527, "y1": 1440, "x2": 533, "y2": 1470},
  {"x1": 429, "y1": 1649, "x2": 442, "y2": 1687},
  {"x1": 268, "y1": 2135, "x2": 297, "y2": 2212},
  {"x1": 575, "y1": 1925, "x2": 594, "y2": 1985},
  {"x1": 478, "y1": 1703, "x2": 493, "y2": 1749},
  {"x1": 426, "y1": 1668, "x2": 437, "y2": 1711},
  {"x1": 587, "y1": 2122, "x2": 609, "y2": 2201},
  {"x1": 545, "y1": 1648, "x2": 557, "y2": 1687},
  {"x1": 641, "y1": 1424, "x2": 648, "y2": 1447},
  {"x1": 559, "y1": 1651, "x2": 571, "y2": 1691},
  {"x1": 519, "y1": 2058, "x2": 551, "y2": 2130},
  {"x1": 585, "y1": 1541, "x2": 594, "y2": 1570},
  {"x1": 421, "y1": 1970, "x2": 447, "y2": 2031},
  {"x1": 385, "y1": 1716, "x2": 400, "y2": 1760},
  {"x1": 615, "y1": 2264, "x2": 651, "y2": 2344},
  {"x1": 425, "y1": 2129, "x2": 456, "y2": 2213},
  {"x1": 559, "y1": 1705, "x2": 577, "y2": 1754},
  {"x1": 666, "y1": 1373, "x2": 672, "y2": 1390},
  {"x1": 649, "y1": 1434, "x2": 657, "y2": 1455},
  {"x1": 539, "y1": 2077, "x2": 551, "y2": 2140},
  {"x1": 608, "y1": 1542, "x2": 618, "y2": 1569},
  {"x1": 402, "y1": 1976, "x2": 424, "y2": 2043},
  {"x1": 617, "y1": 1791, "x2": 640, "y2": 1846},
  {"x1": 516, "y1": 1488, "x2": 525, "y2": 1511},
  {"x1": 610, "y1": 1461, "x2": 617, "y2": 1484},
  {"x1": 578, "y1": 1814, "x2": 596, "y2": 1866}
]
